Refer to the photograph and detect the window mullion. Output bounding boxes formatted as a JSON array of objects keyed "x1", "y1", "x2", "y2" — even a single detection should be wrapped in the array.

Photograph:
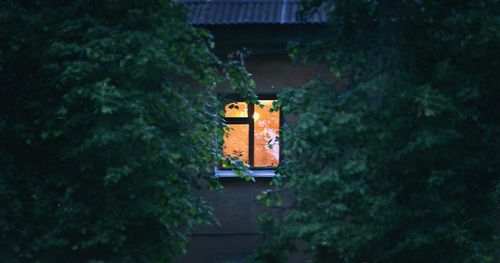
[
  {"x1": 249, "y1": 102, "x2": 255, "y2": 167},
  {"x1": 225, "y1": 118, "x2": 249, "y2": 124}
]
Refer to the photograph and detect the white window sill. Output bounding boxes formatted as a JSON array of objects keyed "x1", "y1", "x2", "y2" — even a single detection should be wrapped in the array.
[{"x1": 215, "y1": 169, "x2": 277, "y2": 178}]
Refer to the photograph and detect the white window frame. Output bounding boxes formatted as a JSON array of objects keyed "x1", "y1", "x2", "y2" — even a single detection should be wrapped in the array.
[{"x1": 215, "y1": 168, "x2": 278, "y2": 178}]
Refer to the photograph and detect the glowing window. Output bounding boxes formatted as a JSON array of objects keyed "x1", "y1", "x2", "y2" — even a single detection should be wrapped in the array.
[
  {"x1": 223, "y1": 124, "x2": 249, "y2": 164},
  {"x1": 224, "y1": 102, "x2": 248, "y2": 117},
  {"x1": 222, "y1": 97, "x2": 280, "y2": 168}
]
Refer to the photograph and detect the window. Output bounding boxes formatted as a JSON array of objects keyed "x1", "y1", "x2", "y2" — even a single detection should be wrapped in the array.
[{"x1": 217, "y1": 95, "x2": 280, "y2": 177}]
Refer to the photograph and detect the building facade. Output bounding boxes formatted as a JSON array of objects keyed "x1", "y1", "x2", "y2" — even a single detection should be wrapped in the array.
[{"x1": 176, "y1": 1, "x2": 330, "y2": 262}]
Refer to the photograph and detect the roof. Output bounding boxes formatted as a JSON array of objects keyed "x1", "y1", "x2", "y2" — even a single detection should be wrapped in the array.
[{"x1": 178, "y1": 0, "x2": 327, "y2": 25}]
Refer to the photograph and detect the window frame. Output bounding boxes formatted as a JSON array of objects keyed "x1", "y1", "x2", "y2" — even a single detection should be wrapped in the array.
[{"x1": 216, "y1": 93, "x2": 282, "y2": 178}]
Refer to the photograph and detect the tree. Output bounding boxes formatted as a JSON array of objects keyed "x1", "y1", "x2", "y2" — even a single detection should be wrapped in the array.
[
  {"x1": 0, "y1": 0, "x2": 254, "y2": 261},
  {"x1": 255, "y1": 1, "x2": 500, "y2": 262}
]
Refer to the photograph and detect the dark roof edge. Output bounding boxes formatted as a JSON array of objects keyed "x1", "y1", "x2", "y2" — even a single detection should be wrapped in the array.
[{"x1": 179, "y1": 0, "x2": 327, "y2": 26}]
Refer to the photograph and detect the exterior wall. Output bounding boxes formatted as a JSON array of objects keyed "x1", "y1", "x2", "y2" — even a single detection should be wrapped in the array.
[
  {"x1": 175, "y1": 179, "x2": 272, "y2": 263},
  {"x1": 221, "y1": 54, "x2": 333, "y2": 93},
  {"x1": 176, "y1": 55, "x2": 330, "y2": 263}
]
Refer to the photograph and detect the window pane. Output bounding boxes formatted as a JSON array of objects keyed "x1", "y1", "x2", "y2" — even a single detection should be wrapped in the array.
[
  {"x1": 223, "y1": 124, "x2": 249, "y2": 165},
  {"x1": 254, "y1": 100, "x2": 280, "y2": 167},
  {"x1": 224, "y1": 102, "x2": 248, "y2": 117}
]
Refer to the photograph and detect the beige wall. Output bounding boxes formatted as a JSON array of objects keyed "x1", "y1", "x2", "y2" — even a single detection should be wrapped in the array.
[{"x1": 176, "y1": 55, "x2": 330, "y2": 263}]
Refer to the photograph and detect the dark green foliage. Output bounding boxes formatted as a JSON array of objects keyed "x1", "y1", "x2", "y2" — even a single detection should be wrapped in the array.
[
  {"x1": 255, "y1": 1, "x2": 500, "y2": 262},
  {"x1": 0, "y1": 0, "x2": 253, "y2": 262}
]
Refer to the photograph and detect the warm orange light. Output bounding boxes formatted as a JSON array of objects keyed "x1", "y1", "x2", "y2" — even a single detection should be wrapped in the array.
[
  {"x1": 222, "y1": 100, "x2": 280, "y2": 168},
  {"x1": 254, "y1": 100, "x2": 279, "y2": 167},
  {"x1": 223, "y1": 124, "x2": 249, "y2": 164},
  {"x1": 225, "y1": 102, "x2": 248, "y2": 117}
]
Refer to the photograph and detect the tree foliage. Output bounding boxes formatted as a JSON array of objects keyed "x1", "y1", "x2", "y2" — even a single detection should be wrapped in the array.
[
  {"x1": 0, "y1": 0, "x2": 254, "y2": 261},
  {"x1": 255, "y1": 1, "x2": 500, "y2": 262}
]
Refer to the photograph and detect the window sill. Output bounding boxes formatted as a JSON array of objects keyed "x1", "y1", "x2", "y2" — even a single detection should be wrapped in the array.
[{"x1": 215, "y1": 169, "x2": 277, "y2": 178}]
